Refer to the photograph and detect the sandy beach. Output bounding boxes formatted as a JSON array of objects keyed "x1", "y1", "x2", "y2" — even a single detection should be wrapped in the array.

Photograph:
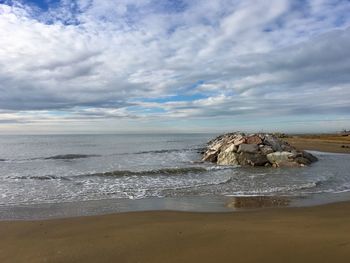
[
  {"x1": 285, "y1": 134, "x2": 350, "y2": 154},
  {"x1": 1, "y1": 135, "x2": 350, "y2": 263},
  {"x1": 1, "y1": 202, "x2": 350, "y2": 263}
]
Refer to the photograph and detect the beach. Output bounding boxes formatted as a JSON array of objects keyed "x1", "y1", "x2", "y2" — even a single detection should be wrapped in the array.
[
  {"x1": 0, "y1": 135, "x2": 350, "y2": 262},
  {"x1": 285, "y1": 134, "x2": 350, "y2": 154},
  {"x1": 1, "y1": 202, "x2": 350, "y2": 263},
  {"x1": 2, "y1": 0, "x2": 350, "y2": 261}
]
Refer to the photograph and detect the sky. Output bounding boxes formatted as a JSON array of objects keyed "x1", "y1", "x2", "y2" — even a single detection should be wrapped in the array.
[{"x1": 0, "y1": 0, "x2": 350, "y2": 134}]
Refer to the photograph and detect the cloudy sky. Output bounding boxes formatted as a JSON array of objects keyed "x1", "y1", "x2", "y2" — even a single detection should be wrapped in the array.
[{"x1": 0, "y1": 0, "x2": 350, "y2": 134}]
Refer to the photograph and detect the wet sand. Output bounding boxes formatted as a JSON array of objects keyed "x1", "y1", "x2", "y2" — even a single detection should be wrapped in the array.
[
  {"x1": 1, "y1": 134, "x2": 350, "y2": 262},
  {"x1": 1, "y1": 202, "x2": 350, "y2": 263},
  {"x1": 285, "y1": 134, "x2": 350, "y2": 154}
]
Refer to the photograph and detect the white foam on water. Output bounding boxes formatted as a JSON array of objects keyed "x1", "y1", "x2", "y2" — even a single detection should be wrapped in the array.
[{"x1": 1, "y1": 136, "x2": 350, "y2": 206}]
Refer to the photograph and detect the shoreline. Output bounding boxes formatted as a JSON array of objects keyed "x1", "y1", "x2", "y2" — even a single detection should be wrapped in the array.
[
  {"x1": 3, "y1": 190, "x2": 350, "y2": 221},
  {"x1": 285, "y1": 134, "x2": 350, "y2": 154},
  {"x1": 1, "y1": 134, "x2": 350, "y2": 262},
  {"x1": 1, "y1": 201, "x2": 350, "y2": 262},
  {"x1": 0, "y1": 135, "x2": 349, "y2": 221}
]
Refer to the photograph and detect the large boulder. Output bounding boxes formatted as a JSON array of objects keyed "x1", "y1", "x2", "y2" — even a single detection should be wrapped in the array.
[
  {"x1": 202, "y1": 132, "x2": 318, "y2": 168},
  {"x1": 218, "y1": 151, "x2": 239, "y2": 165},
  {"x1": 260, "y1": 145, "x2": 274, "y2": 155},
  {"x1": 266, "y1": 151, "x2": 295, "y2": 164},
  {"x1": 294, "y1": 157, "x2": 311, "y2": 165},
  {"x1": 302, "y1": 151, "x2": 318, "y2": 162},
  {"x1": 246, "y1": 135, "x2": 263, "y2": 145},
  {"x1": 237, "y1": 144, "x2": 259, "y2": 154},
  {"x1": 233, "y1": 135, "x2": 246, "y2": 146},
  {"x1": 264, "y1": 134, "x2": 283, "y2": 151},
  {"x1": 202, "y1": 150, "x2": 218, "y2": 162},
  {"x1": 217, "y1": 144, "x2": 239, "y2": 165},
  {"x1": 238, "y1": 152, "x2": 269, "y2": 166}
]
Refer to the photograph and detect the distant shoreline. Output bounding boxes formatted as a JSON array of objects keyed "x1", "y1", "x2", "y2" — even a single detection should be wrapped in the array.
[{"x1": 285, "y1": 134, "x2": 350, "y2": 154}]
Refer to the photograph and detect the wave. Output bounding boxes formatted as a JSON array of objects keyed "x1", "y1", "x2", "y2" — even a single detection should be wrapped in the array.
[
  {"x1": 10, "y1": 175, "x2": 71, "y2": 181},
  {"x1": 8, "y1": 165, "x2": 233, "y2": 181},
  {"x1": 205, "y1": 165, "x2": 239, "y2": 170},
  {"x1": 134, "y1": 149, "x2": 184, "y2": 154},
  {"x1": 44, "y1": 154, "x2": 101, "y2": 160},
  {"x1": 3, "y1": 147, "x2": 203, "y2": 162},
  {"x1": 38, "y1": 148, "x2": 200, "y2": 160},
  {"x1": 133, "y1": 147, "x2": 203, "y2": 155},
  {"x1": 226, "y1": 181, "x2": 321, "y2": 196},
  {"x1": 86, "y1": 167, "x2": 208, "y2": 177},
  {"x1": 123, "y1": 177, "x2": 235, "y2": 199},
  {"x1": 3, "y1": 154, "x2": 101, "y2": 162}
]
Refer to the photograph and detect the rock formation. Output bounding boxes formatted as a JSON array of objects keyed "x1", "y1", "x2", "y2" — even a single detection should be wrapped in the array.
[{"x1": 202, "y1": 132, "x2": 317, "y2": 167}]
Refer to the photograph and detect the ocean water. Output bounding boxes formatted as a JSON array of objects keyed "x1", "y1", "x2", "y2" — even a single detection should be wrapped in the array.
[{"x1": 1, "y1": 134, "x2": 350, "y2": 217}]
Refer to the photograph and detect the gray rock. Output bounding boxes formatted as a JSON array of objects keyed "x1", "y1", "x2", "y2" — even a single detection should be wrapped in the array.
[
  {"x1": 237, "y1": 144, "x2": 259, "y2": 154},
  {"x1": 302, "y1": 151, "x2": 318, "y2": 162},
  {"x1": 295, "y1": 157, "x2": 311, "y2": 165},
  {"x1": 202, "y1": 132, "x2": 318, "y2": 168},
  {"x1": 238, "y1": 152, "x2": 268, "y2": 166},
  {"x1": 220, "y1": 143, "x2": 237, "y2": 153},
  {"x1": 209, "y1": 141, "x2": 224, "y2": 152},
  {"x1": 264, "y1": 135, "x2": 283, "y2": 151},
  {"x1": 260, "y1": 145, "x2": 274, "y2": 155},
  {"x1": 281, "y1": 144, "x2": 294, "y2": 152},
  {"x1": 266, "y1": 151, "x2": 294, "y2": 164},
  {"x1": 202, "y1": 150, "x2": 218, "y2": 162},
  {"x1": 217, "y1": 151, "x2": 239, "y2": 165},
  {"x1": 233, "y1": 136, "x2": 246, "y2": 146},
  {"x1": 246, "y1": 135, "x2": 263, "y2": 145},
  {"x1": 276, "y1": 161, "x2": 301, "y2": 168}
]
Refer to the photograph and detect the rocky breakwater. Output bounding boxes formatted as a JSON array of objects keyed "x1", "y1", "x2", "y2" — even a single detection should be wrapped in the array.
[{"x1": 202, "y1": 133, "x2": 317, "y2": 167}]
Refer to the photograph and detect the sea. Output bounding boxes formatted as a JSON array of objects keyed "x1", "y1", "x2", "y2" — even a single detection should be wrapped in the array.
[{"x1": 1, "y1": 134, "x2": 350, "y2": 219}]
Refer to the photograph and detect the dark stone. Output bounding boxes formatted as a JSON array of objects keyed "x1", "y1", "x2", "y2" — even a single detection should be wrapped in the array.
[
  {"x1": 238, "y1": 152, "x2": 268, "y2": 166},
  {"x1": 264, "y1": 135, "x2": 282, "y2": 151},
  {"x1": 237, "y1": 144, "x2": 259, "y2": 154},
  {"x1": 302, "y1": 151, "x2": 318, "y2": 162},
  {"x1": 260, "y1": 145, "x2": 274, "y2": 155},
  {"x1": 281, "y1": 144, "x2": 294, "y2": 152},
  {"x1": 295, "y1": 157, "x2": 312, "y2": 165},
  {"x1": 202, "y1": 151, "x2": 218, "y2": 162},
  {"x1": 246, "y1": 135, "x2": 263, "y2": 145}
]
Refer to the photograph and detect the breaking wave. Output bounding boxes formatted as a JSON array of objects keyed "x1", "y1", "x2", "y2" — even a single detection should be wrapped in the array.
[
  {"x1": 7, "y1": 165, "x2": 236, "y2": 181},
  {"x1": 44, "y1": 154, "x2": 101, "y2": 160},
  {"x1": 10, "y1": 175, "x2": 71, "y2": 181},
  {"x1": 228, "y1": 181, "x2": 323, "y2": 196},
  {"x1": 133, "y1": 147, "x2": 203, "y2": 155},
  {"x1": 85, "y1": 167, "x2": 209, "y2": 177},
  {"x1": 3, "y1": 146, "x2": 203, "y2": 162}
]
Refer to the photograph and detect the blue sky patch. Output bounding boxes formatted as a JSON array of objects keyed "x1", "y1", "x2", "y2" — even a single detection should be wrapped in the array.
[{"x1": 141, "y1": 93, "x2": 208, "y2": 103}]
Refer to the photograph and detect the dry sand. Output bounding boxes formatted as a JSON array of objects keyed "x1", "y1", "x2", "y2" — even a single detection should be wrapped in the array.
[
  {"x1": 1, "y1": 202, "x2": 350, "y2": 263},
  {"x1": 1, "y1": 134, "x2": 350, "y2": 263},
  {"x1": 285, "y1": 134, "x2": 350, "y2": 154}
]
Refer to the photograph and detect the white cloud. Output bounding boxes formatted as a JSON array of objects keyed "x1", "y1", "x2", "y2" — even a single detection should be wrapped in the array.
[{"x1": 0, "y1": 0, "x2": 350, "y2": 132}]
